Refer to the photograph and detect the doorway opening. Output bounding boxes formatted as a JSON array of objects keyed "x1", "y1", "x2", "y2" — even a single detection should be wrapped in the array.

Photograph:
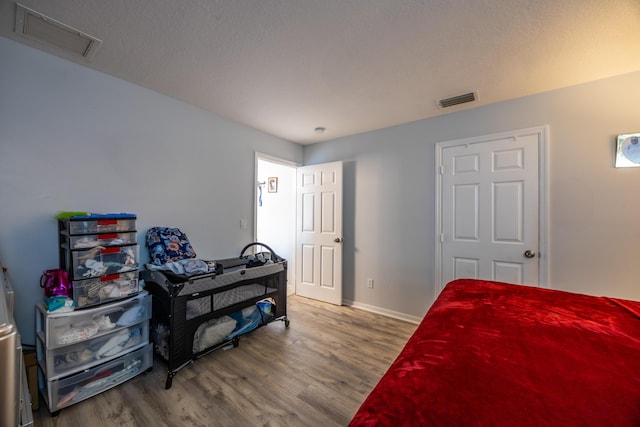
[{"x1": 255, "y1": 153, "x2": 298, "y2": 295}]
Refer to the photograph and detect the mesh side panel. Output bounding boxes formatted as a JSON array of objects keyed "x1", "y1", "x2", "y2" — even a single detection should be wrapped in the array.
[
  {"x1": 176, "y1": 262, "x2": 285, "y2": 296},
  {"x1": 186, "y1": 295, "x2": 211, "y2": 320},
  {"x1": 213, "y1": 284, "x2": 274, "y2": 311},
  {"x1": 172, "y1": 298, "x2": 188, "y2": 368}
]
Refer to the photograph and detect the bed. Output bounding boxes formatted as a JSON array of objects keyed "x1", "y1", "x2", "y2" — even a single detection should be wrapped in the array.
[{"x1": 349, "y1": 279, "x2": 640, "y2": 427}]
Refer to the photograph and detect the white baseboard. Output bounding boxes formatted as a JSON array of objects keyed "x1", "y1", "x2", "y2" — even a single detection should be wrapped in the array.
[{"x1": 343, "y1": 299, "x2": 422, "y2": 324}]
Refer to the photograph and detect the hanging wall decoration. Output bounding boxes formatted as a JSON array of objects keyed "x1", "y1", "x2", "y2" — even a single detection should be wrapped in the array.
[
  {"x1": 268, "y1": 177, "x2": 278, "y2": 193},
  {"x1": 615, "y1": 133, "x2": 640, "y2": 168}
]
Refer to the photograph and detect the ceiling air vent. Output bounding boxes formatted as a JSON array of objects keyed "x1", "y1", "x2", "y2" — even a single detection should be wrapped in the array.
[
  {"x1": 14, "y1": 3, "x2": 102, "y2": 60},
  {"x1": 437, "y1": 91, "x2": 479, "y2": 109}
]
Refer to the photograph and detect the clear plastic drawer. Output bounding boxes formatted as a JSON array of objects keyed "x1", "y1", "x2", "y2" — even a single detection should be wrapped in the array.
[
  {"x1": 72, "y1": 272, "x2": 141, "y2": 309},
  {"x1": 36, "y1": 292, "x2": 150, "y2": 349},
  {"x1": 66, "y1": 244, "x2": 139, "y2": 280},
  {"x1": 41, "y1": 343, "x2": 152, "y2": 411},
  {"x1": 39, "y1": 322, "x2": 149, "y2": 379},
  {"x1": 63, "y1": 218, "x2": 136, "y2": 235},
  {"x1": 64, "y1": 231, "x2": 137, "y2": 249}
]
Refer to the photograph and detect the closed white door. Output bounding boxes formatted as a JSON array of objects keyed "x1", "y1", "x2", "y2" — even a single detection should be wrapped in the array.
[
  {"x1": 296, "y1": 161, "x2": 343, "y2": 305},
  {"x1": 437, "y1": 127, "x2": 547, "y2": 290}
]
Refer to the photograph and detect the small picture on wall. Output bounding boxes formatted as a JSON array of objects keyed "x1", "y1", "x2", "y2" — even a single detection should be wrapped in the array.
[
  {"x1": 268, "y1": 177, "x2": 278, "y2": 193},
  {"x1": 615, "y1": 133, "x2": 640, "y2": 168}
]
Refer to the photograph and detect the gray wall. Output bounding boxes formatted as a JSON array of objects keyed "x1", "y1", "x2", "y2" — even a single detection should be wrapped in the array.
[
  {"x1": 0, "y1": 36, "x2": 302, "y2": 345},
  {"x1": 304, "y1": 70, "x2": 640, "y2": 320}
]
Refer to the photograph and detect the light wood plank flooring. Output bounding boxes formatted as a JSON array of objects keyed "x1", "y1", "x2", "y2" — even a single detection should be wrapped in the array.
[{"x1": 32, "y1": 295, "x2": 417, "y2": 427}]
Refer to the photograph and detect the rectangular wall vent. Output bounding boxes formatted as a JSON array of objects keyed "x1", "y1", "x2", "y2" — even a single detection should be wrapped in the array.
[
  {"x1": 437, "y1": 91, "x2": 479, "y2": 109},
  {"x1": 14, "y1": 3, "x2": 102, "y2": 60}
]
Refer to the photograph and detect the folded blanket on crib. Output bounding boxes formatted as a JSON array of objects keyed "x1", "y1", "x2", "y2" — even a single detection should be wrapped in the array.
[
  {"x1": 145, "y1": 226, "x2": 223, "y2": 281},
  {"x1": 146, "y1": 227, "x2": 197, "y2": 265},
  {"x1": 144, "y1": 260, "x2": 223, "y2": 283},
  {"x1": 145, "y1": 258, "x2": 211, "y2": 275}
]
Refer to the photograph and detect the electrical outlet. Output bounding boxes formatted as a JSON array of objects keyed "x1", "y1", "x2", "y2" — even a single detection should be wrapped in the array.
[
  {"x1": 367, "y1": 278, "x2": 374, "y2": 288},
  {"x1": 240, "y1": 219, "x2": 247, "y2": 230}
]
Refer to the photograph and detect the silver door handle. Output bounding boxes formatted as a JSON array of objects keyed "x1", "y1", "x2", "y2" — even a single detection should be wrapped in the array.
[{"x1": 523, "y1": 250, "x2": 536, "y2": 258}]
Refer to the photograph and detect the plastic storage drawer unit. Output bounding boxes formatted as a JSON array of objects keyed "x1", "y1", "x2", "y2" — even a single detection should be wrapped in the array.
[
  {"x1": 36, "y1": 292, "x2": 150, "y2": 349},
  {"x1": 62, "y1": 217, "x2": 137, "y2": 235},
  {"x1": 71, "y1": 271, "x2": 141, "y2": 309},
  {"x1": 39, "y1": 321, "x2": 150, "y2": 379},
  {"x1": 40, "y1": 343, "x2": 153, "y2": 411},
  {"x1": 64, "y1": 231, "x2": 137, "y2": 249},
  {"x1": 66, "y1": 244, "x2": 139, "y2": 280}
]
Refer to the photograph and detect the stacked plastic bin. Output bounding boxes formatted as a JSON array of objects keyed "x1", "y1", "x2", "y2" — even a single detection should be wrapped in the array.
[
  {"x1": 35, "y1": 292, "x2": 152, "y2": 413},
  {"x1": 58, "y1": 213, "x2": 141, "y2": 309},
  {"x1": 36, "y1": 213, "x2": 151, "y2": 414}
]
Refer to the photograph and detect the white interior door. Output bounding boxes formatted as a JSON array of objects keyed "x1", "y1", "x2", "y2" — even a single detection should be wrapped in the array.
[
  {"x1": 436, "y1": 127, "x2": 547, "y2": 291},
  {"x1": 296, "y1": 161, "x2": 343, "y2": 305}
]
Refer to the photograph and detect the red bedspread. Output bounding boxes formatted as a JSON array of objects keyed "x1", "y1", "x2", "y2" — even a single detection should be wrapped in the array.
[{"x1": 349, "y1": 279, "x2": 640, "y2": 427}]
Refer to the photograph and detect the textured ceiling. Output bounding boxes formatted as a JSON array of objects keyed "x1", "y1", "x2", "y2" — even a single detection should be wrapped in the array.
[{"x1": 1, "y1": 0, "x2": 639, "y2": 144}]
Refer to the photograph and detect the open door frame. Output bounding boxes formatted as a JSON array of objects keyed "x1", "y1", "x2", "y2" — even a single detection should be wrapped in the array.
[{"x1": 254, "y1": 152, "x2": 299, "y2": 295}]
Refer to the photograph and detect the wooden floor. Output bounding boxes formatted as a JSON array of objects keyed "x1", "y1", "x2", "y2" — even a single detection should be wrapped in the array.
[{"x1": 32, "y1": 295, "x2": 417, "y2": 427}]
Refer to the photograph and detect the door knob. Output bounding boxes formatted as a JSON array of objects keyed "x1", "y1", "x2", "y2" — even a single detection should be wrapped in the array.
[
  {"x1": 523, "y1": 250, "x2": 536, "y2": 258},
  {"x1": 334, "y1": 237, "x2": 342, "y2": 243}
]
